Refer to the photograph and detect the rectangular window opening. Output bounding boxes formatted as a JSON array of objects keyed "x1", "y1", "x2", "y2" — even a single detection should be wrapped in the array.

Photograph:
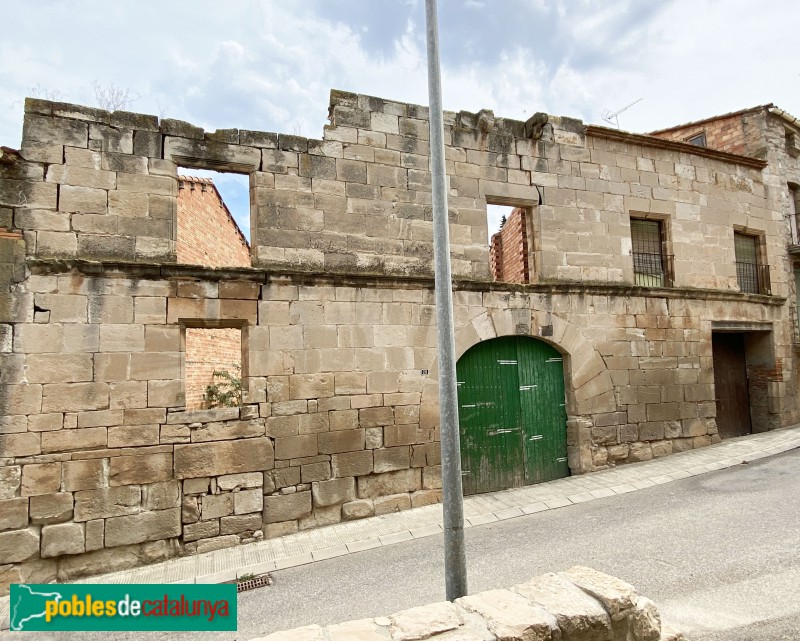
[
  {"x1": 786, "y1": 130, "x2": 799, "y2": 157},
  {"x1": 630, "y1": 217, "x2": 672, "y2": 287},
  {"x1": 177, "y1": 167, "x2": 251, "y2": 268},
  {"x1": 184, "y1": 326, "x2": 244, "y2": 410},
  {"x1": 790, "y1": 184, "x2": 800, "y2": 245},
  {"x1": 487, "y1": 203, "x2": 531, "y2": 284},
  {"x1": 734, "y1": 231, "x2": 769, "y2": 294}
]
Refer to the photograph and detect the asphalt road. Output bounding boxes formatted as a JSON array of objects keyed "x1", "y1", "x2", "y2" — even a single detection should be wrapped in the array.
[{"x1": 7, "y1": 448, "x2": 799, "y2": 641}]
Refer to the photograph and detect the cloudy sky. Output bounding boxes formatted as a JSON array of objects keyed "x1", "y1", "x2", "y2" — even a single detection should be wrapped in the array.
[{"x1": 3, "y1": 0, "x2": 799, "y2": 239}]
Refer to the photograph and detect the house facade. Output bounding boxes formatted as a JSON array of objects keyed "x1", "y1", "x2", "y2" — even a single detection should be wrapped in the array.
[{"x1": 0, "y1": 91, "x2": 795, "y2": 587}]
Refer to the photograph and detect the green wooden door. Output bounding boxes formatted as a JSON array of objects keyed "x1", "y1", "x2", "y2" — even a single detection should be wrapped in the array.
[{"x1": 457, "y1": 336, "x2": 569, "y2": 495}]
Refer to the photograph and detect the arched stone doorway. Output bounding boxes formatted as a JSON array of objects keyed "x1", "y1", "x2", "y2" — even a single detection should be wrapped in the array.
[{"x1": 457, "y1": 335, "x2": 569, "y2": 495}]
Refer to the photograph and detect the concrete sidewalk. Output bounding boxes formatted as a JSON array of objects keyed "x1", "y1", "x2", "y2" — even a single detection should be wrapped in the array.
[{"x1": 2, "y1": 425, "x2": 799, "y2": 628}]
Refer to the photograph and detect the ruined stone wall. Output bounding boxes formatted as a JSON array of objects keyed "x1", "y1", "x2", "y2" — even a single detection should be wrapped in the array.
[{"x1": 0, "y1": 92, "x2": 795, "y2": 588}]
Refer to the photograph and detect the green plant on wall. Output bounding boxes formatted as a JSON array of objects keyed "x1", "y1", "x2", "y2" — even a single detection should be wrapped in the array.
[{"x1": 204, "y1": 364, "x2": 243, "y2": 408}]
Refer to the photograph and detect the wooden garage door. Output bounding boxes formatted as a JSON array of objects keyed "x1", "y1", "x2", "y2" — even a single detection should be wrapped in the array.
[{"x1": 456, "y1": 336, "x2": 569, "y2": 495}]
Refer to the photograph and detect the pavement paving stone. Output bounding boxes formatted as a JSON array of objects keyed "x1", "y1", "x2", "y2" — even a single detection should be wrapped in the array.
[{"x1": 345, "y1": 538, "x2": 381, "y2": 553}]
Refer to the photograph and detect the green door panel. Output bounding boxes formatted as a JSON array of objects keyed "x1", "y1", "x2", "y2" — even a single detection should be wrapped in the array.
[{"x1": 456, "y1": 336, "x2": 569, "y2": 495}]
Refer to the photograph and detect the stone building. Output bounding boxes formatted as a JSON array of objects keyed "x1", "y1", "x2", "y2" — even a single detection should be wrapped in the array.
[{"x1": 0, "y1": 90, "x2": 796, "y2": 587}]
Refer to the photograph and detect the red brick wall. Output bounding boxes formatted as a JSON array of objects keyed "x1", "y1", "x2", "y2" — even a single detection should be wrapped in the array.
[
  {"x1": 650, "y1": 113, "x2": 749, "y2": 155},
  {"x1": 176, "y1": 176, "x2": 251, "y2": 268},
  {"x1": 489, "y1": 208, "x2": 529, "y2": 283},
  {"x1": 185, "y1": 327, "x2": 242, "y2": 409}
]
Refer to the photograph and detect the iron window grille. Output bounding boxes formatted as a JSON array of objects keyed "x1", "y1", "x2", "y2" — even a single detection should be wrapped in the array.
[
  {"x1": 734, "y1": 232, "x2": 770, "y2": 294},
  {"x1": 631, "y1": 218, "x2": 672, "y2": 287}
]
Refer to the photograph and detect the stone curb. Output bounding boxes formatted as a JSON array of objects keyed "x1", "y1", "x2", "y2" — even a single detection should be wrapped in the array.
[{"x1": 2, "y1": 425, "x2": 799, "y2": 631}]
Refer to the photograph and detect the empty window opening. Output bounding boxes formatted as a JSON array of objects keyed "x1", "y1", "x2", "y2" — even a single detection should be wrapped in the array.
[
  {"x1": 685, "y1": 132, "x2": 707, "y2": 147},
  {"x1": 789, "y1": 183, "x2": 800, "y2": 245},
  {"x1": 184, "y1": 326, "x2": 243, "y2": 410},
  {"x1": 734, "y1": 231, "x2": 769, "y2": 294},
  {"x1": 631, "y1": 218, "x2": 672, "y2": 287},
  {"x1": 786, "y1": 130, "x2": 798, "y2": 157},
  {"x1": 488, "y1": 204, "x2": 530, "y2": 284},
  {"x1": 177, "y1": 167, "x2": 251, "y2": 268}
]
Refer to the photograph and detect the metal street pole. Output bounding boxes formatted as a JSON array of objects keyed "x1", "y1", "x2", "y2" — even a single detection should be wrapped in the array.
[{"x1": 424, "y1": 0, "x2": 468, "y2": 601}]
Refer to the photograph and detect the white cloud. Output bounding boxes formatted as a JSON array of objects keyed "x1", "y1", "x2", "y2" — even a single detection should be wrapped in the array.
[{"x1": 0, "y1": 0, "x2": 797, "y2": 150}]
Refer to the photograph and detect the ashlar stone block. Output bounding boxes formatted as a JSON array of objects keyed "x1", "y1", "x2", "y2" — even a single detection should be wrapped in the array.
[
  {"x1": 74, "y1": 486, "x2": 141, "y2": 521},
  {"x1": 263, "y1": 491, "x2": 312, "y2": 524},
  {"x1": 234, "y1": 489, "x2": 264, "y2": 515},
  {"x1": 174, "y1": 438, "x2": 275, "y2": 478},
  {"x1": 104, "y1": 508, "x2": 181, "y2": 547},
  {"x1": 41, "y1": 522, "x2": 85, "y2": 557},
  {"x1": 0, "y1": 528, "x2": 40, "y2": 564},
  {"x1": 21, "y1": 462, "x2": 62, "y2": 496},
  {"x1": 0, "y1": 497, "x2": 28, "y2": 531},
  {"x1": 312, "y1": 477, "x2": 355, "y2": 507},
  {"x1": 29, "y1": 492, "x2": 73, "y2": 524}
]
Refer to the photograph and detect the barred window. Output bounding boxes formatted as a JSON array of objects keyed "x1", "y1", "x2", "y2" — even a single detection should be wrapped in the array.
[
  {"x1": 734, "y1": 232, "x2": 768, "y2": 294},
  {"x1": 631, "y1": 218, "x2": 670, "y2": 287}
]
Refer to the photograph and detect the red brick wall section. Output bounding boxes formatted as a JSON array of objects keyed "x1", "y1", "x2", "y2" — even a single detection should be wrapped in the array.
[
  {"x1": 176, "y1": 176, "x2": 251, "y2": 268},
  {"x1": 489, "y1": 208, "x2": 529, "y2": 283},
  {"x1": 651, "y1": 113, "x2": 749, "y2": 156},
  {"x1": 185, "y1": 327, "x2": 242, "y2": 410}
]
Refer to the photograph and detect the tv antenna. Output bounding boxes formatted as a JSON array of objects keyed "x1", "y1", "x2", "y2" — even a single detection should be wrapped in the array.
[{"x1": 602, "y1": 98, "x2": 643, "y2": 129}]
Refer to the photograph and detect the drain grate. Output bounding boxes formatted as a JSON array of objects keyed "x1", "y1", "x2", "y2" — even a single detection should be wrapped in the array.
[{"x1": 237, "y1": 573, "x2": 273, "y2": 592}]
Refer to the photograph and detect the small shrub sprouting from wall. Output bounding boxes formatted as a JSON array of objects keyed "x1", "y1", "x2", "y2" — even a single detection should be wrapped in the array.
[
  {"x1": 204, "y1": 365, "x2": 243, "y2": 408},
  {"x1": 185, "y1": 327, "x2": 243, "y2": 409}
]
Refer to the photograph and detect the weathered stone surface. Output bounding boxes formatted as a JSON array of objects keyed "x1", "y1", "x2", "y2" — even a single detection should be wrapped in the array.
[
  {"x1": 184, "y1": 520, "x2": 220, "y2": 542},
  {"x1": 255, "y1": 624, "x2": 326, "y2": 641},
  {"x1": 342, "y1": 499, "x2": 374, "y2": 520},
  {"x1": 389, "y1": 602, "x2": 463, "y2": 641},
  {"x1": 63, "y1": 459, "x2": 104, "y2": 491},
  {"x1": 85, "y1": 519, "x2": 104, "y2": 551},
  {"x1": 456, "y1": 589, "x2": 559, "y2": 641},
  {"x1": 174, "y1": 438, "x2": 274, "y2": 478},
  {"x1": 21, "y1": 462, "x2": 61, "y2": 496},
  {"x1": 221, "y1": 513, "x2": 263, "y2": 535},
  {"x1": 513, "y1": 573, "x2": 612, "y2": 640},
  {"x1": 0, "y1": 497, "x2": 29, "y2": 531},
  {"x1": 202, "y1": 493, "x2": 234, "y2": 519},
  {"x1": 104, "y1": 508, "x2": 181, "y2": 547},
  {"x1": 312, "y1": 477, "x2": 355, "y2": 507},
  {"x1": 0, "y1": 466, "x2": 21, "y2": 499},
  {"x1": 358, "y1": 469, "x2": 421, "y2": 498},
  {"x1": 234, "y1": 489, "x2": 264, "y2": 515},
  {"x1": 217, "y1": 472, "x2": 264, "y2": 491},
  {"x1": 142, "y1": 481, "x2": 181, "y2": 511},
  {"x1": 318, "y1": 429, "x2": 365, "y2": 454},
  {"x1": 41, "y1": 522, "x2": 85, "y2": 557},
  {"x1": 327, "y1": 619, "x2": 388, "y2": 641},
  {"x1": 332, "y1": 450, "x2": 373, "y2": 477},
  {"x1": 109, "y1": 453, "x2": 173, "y2": 486},
  {"x1": 0, "y1": 528, "x2": 40, "y2": 564},
  {"x1": 630, "y1": 596, "x2": 661, "y2": 641},
  {"x1": 74, "y1": 486, "x2": 141, "y2": 521},
  {"x1": 30, "y1": 492, "x2": 73, "y2": 524},
  {"x1": 41, "y1": 426, "x2": 107, "y2": 452},
  {"x1": 263, "y1": 491, "x2": 312, "y2": 523},
  {"x1": 560, "y1": 565, "x2": 638, "y2": 619},
  {"x1": 374, "y1": 493, "x2": 411, "y2": 515}
]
